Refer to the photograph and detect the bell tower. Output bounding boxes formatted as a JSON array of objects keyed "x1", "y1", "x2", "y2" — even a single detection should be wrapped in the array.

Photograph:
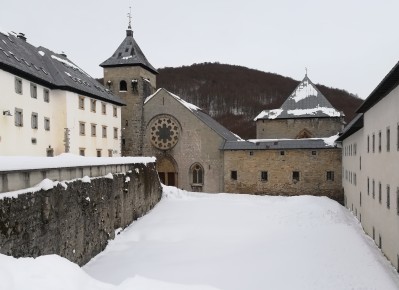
[{"x1": 100, "y1": 12, "x2": 158, "y2": 156}]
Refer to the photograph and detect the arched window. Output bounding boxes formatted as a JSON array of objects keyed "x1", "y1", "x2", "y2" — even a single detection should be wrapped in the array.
[
  {"x1": 190, "y1": 163, "x2": 204, "y2": 185},
  {"x1": 119, "y1": 80, "x2": 127, "y2": 91}
]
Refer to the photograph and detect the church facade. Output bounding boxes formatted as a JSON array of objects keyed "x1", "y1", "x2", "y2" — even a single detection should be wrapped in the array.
[{"x1": 102, "y1": 25, "x2": 344, "y2": 201}]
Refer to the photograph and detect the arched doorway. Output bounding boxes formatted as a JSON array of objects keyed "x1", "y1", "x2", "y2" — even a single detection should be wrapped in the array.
[{"x1": 156, "y1": 155, "x2": 178, "y2": 187}]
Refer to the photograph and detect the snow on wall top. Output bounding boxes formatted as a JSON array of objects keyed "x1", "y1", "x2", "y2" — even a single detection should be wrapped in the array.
[
  {"x1": 254, "y1": 75, "x2": 344, "y2": 121},
  {"x1": 0, "y1": 154, "x2": 156, "y2": 172}
]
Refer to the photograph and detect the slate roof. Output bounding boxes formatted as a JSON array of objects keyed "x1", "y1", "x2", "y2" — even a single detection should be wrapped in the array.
[
  {"x1": 222, "y1": 138, "x2": 339, "y2": 151},
  {"x1": 254, "y1": 75, "x2": 343, "y2": 120},
  {"x1": 100, "y1": 28, "x2": 158, "y2": 75},
  {"x1": 145, "y1": 88, "x2": 241, "y2": 142},
  {"x1": 0, "y1": 31, "x2": 125, "y2": 106}
]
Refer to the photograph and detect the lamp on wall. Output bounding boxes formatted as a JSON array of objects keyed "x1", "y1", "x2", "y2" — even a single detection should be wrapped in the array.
[{"x1": 3, "y1": 110, "x2": 12, "y2": 116}]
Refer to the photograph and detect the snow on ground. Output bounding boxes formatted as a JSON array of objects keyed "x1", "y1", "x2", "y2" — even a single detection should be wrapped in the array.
[
  {"x1": 83, "y1": 186, "x2": 399, "y2": 290},
  {"x1": 1, "y1": 186, "x2": 399, "y2": 290}
]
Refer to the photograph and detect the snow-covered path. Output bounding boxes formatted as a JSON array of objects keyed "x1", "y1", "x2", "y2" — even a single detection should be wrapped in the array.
[{"x1": 83, "y1": 186, "x2": 399, "y2": 290}]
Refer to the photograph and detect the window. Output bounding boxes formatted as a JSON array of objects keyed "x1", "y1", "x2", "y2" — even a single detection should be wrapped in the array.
[
  {"x1": 113, "y1": 127, "x2": 118, "y2": 139},
  {"x1": 367, "y1": 135, "x2": 370, "y2": 153},
  {"x1": 44, "y1": 117, "x2": 50, "y2": 131},
  {"x1": 378, "y1": 182, "x2": 382, "y2": 204},
  {"x1": 372, "y1": 227, "x2": 375, "y2": 240},
  {"x1": 261, "y1": 171, "x2": 268, "y2": 182},
  {"x1": 108, "y1": 150, "x2": 113, "y2": 157},
  {"x1": 359, "y1": 156, "x2": 361, "y2": 170},
  {"x1": 91, "y1": 124, "x2": 97, "y2": 137},
  {"x1": 30, "y1": 83, "x2": 37, "y2": 98},
  {"x1": 387, "y1": 185, "x2": 390, "y2": 209},
  {"x1": 372, "y1": 133, "x2": 375, "y2": 152},
  {"x1": 79, "y1": 148, "x2": 85, "y2": 156},
  {"x1": 102, "y1": 126, "x2": 107, "y2": 138},
  {"x1": 79, "y1": 122, "x2": 85, "y2": 135},
  {"x1": 101, "y1": 102, "x2": 106, "y2": 115},
  {"x1": 79, "y1": 96, "x2": 85, "y2": 109},
  {"x1": 280, "y1": 151, "x2": 285, "y2": 156},
  {"x1": 293, "y1": 171, "x2": 300, "y2": 182},
  {"x1": 90, "y1": 99, "x2": 96, "y2": 112},
  {"x1": 113, "y1": 106, "x2": 117, "y2": 117},
  {"x1": 191, "y1": 163, "x2": 204, "y2": 185},
  {"x1": 15, "y1": 77, "x2": 22, "y2": 94},
  {"x1": 231, "y1": 170, "x2": 237, "y2": 180},
  {"x1": 354, "y1": 173, "x2": 357, "y2": 186},
  {"x1": 311, "y1": 151, "x2": 317, "y2": 155},
  {"x1": 43, "y1": 89, "x2": 50, "y2": 102},
  {"x1": 14, "y1": 108, "x2": 23, "y2": 127},
  {"x1": 379, "y1": 235, "x2": 382, "y2": 249},
  {"x1": 31, "y1": 112, "x2": 38, "y2": 129},
  {"x1": 367, "y1": 177, "x2": 369, "y2": 195},
  {"x1": 249, "y1": 151, "x2": 254, "y2": 156},
  {"x1": 360, "y1": 192, "x2": 362, "y2": 207},
  {"x1": 326, "y1": 171, "x2": 334, "y2": 181},
  {"x1": 372, "y1": 179, "x2": 375, "y2": 199},
  {"x1": 397, "y1": 123, "x2": 399, "y2": 151},
  {"x1": 119, "y1": 80, "x2": 127, "y2": 91},
  {"x1": 378, "y1": 131, "x2": 381, "y2": 152},
  {"x1": 132, "y1": 79, "x2": 138, "y2": 92},
  {"x1": 96, "y1": 149, "x2": 102, "y2": 157},
  {"x1": 397, "y1": 187, "x2": 399, "y2": 215},
  {"x1": 387, "y1": 127, "x2": 390, "y2": 152}
]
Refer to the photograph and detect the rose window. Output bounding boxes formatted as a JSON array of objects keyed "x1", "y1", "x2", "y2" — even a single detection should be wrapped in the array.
[{"x1": 149, "y1": 115, "x2": 180, "y2": 150}]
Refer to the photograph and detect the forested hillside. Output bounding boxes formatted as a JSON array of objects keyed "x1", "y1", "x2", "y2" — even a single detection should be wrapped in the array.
[{"x1": 157, "y1": 63, "x2": 363, "y2": 139}]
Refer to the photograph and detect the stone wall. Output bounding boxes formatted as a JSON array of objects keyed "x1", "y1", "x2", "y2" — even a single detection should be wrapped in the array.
[
  {"x1": 0, "y1": 162, "x2": 162, "y2": 266},
  {"x1": 223, "y1": 148, "x2": 342, "y2": 202},
  {"x1": 256, "y1": 117, "x2": 344, "y2": 139}
]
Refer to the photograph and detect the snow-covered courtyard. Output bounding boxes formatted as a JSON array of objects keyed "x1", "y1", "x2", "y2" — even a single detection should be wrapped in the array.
[{"x1": 2, "y1": 186, "x2": 399, "y2": 289}]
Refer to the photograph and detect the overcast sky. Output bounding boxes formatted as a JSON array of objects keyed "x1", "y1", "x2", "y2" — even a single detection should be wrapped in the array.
[{"x1": 1, "y1": 0, "x2": 399, "y2": 99}]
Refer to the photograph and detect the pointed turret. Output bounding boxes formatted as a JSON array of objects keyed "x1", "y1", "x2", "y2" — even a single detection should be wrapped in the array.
[
  {"x1": 101, "y1": 16, "x2": 157, "y2": 157},
  {"x1": 255, "y1": 75, "x2": 344, "y2": 120},
  {"x1": 254, "y1": 74, "x2": 345, "y2": 139},
  {"x1": 100, "y1": 27, "x2": 158, "y2": 75}
]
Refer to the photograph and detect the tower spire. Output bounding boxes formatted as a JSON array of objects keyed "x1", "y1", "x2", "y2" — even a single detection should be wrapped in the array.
[{"x1": 127, "y1": 6, "x2": 132, "y2": 30}]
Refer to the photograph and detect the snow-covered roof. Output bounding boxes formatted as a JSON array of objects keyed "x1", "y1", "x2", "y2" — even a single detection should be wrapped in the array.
[
  {"x1": 0, "y1": 31, "x2": 125, "y2": 106},
  {"x1": 145, "y1": 88, "x2": 241, "y2": 142},
  {"x1": 222, "y1": 134, "x2": 340, "y2": 150},
  {"x1": 254, "y1": 75, "x2": 343, "y2": 121}
]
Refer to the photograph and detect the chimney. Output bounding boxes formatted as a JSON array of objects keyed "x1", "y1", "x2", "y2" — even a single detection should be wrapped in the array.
[{"x1": 17, "y1": 32, "x2": 27, "y2": 41}]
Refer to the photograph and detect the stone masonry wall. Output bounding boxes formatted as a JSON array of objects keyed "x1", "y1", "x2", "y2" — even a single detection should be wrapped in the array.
[
  {"x1": 256, "y1": 117, "x2": 344, "y2": 139},
  {"x1": 223, "y1": 148, "x2": 342, "y2": 202},
  {"x1": 103, "y1": 66, "x2": 156, "y2": 157},
  {"x1": 0, "y1": 162, "x2": 162, "y2": 266}
]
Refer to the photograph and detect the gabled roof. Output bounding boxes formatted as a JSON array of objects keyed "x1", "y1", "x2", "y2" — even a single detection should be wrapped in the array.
[
  {"x1": 0, "y1": 31, "x2": 125, "y2": 106},
  {"x1": 222, "y1": 135, "x2": 339, "y2": 151},
  {"x1": 356, "y1": 61, "x2": 399, "y2": 113},
  {"x1": 100, "y1": 28, "x2": 158, "y2": 75},
  {"x1": 145, "y1": 88, "x2": 241, "y2": 142},
  {"x1": 254, "y1": 75, "x2": 343, "y2": 120}
]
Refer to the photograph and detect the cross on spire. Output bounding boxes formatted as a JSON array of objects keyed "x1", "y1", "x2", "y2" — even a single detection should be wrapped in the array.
[
  {"x1": 127, "y1": 6, "x2": 132, "y2": 29},
  {"x1": 305, "y1": 67, "x2": 308, "y2": 76}
]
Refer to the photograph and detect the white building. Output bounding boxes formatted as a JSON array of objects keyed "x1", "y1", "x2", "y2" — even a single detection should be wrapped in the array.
[
  {"x1": 338, "y1": 61, "x2": 399, "y2": 272},
  {"x1": 0, "y1": 31, "x2": 125, "y2": 157}
]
